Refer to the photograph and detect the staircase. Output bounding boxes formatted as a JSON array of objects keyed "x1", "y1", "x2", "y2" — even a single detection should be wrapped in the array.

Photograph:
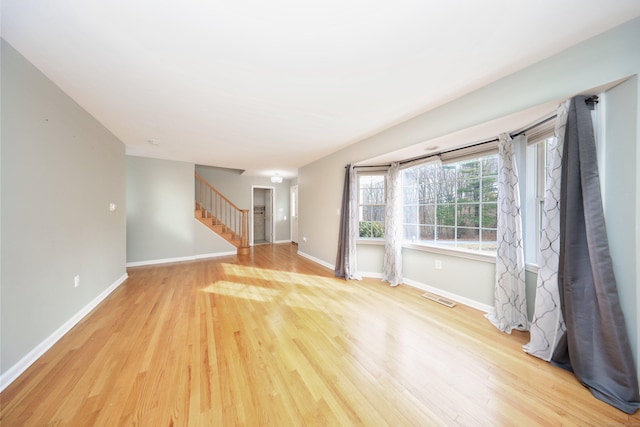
[{"x1": 195, "y1": 173, "x2": 250, "y2": 255}]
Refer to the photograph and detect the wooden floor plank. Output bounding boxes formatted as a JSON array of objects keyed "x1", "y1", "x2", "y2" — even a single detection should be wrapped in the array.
[{"x1": 1, "y1": 243, "x2": 638, "y2": 426}]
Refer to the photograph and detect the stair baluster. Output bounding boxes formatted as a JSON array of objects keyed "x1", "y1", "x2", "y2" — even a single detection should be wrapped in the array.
[{"x1": 195, "y1": 173, "x2": 250, "y2": 255}]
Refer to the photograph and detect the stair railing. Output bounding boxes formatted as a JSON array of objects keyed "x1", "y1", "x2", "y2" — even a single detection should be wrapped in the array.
[{"x1": 195, "y1": 173, "x2": 249, "y2": 252}]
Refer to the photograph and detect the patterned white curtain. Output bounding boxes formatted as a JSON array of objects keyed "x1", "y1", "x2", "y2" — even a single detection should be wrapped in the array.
[
  {"x1": 383, "y1": 162, "x2": 403, "y2": 286},
  {"x1": 524, "y1": 100, "x2": 570, "y2": 360},
  {"x1": 486, "y1": 133, "x2": 529, "y2": 333}
]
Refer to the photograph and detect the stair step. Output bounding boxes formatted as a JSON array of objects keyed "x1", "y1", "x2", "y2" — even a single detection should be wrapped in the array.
[
  {"x1": 211, "y1": 224, "x2": 226, "y2": 233},
  {"x1": 194, "y1": 186, "x2": 249, "y2": 255}
]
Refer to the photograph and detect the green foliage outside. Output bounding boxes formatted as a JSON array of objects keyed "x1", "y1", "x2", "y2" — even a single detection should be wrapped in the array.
[{"x1": 359, "y1": 221, "x2": 385, "y2": 238}]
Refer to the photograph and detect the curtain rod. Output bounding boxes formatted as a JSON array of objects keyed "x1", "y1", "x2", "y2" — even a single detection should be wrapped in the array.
[{"x1": 352, "y1": 95, "x2": 598, "y2": 170}]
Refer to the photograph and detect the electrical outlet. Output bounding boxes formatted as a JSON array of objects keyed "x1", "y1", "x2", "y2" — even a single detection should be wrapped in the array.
[
  {"x1": 435, "y1": 260, "x2": 442, "y2": 270},
  {"x1": 74, "y1": 275, "x2": 80, "y2": 288}
]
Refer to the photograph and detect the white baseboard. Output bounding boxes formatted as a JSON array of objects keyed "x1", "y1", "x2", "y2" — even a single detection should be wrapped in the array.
[
  {"x1": 270, "y1": 250, "x2": 492, "y2": 313},
  {"x1": 194, "y1": 251, "x2": 237, "y2": 260},
  {"x1": 0, "y1": 273, "x2": 129, "y2": 393},
  {"x1": 126, "y1": 255, "x2": 195, "y2": 267},
  {"x1": 127, "y1": 251, "x2": 237, "y2": 267},
  {"x1": 361, "y1": 272, "x2": 384, "y2": 279},
  {"x1": 297, "y1": 251, "x2": 335, "y2": 271},
  {"x1": 402, "y1": 277, "x2": 493, "y2": 313},
  {"x1": 273, "y1": 240, "x2": 292, "y2": 244}
]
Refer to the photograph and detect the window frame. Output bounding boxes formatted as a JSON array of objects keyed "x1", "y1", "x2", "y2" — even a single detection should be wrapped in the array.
[
  {"x1": 401, "y1": 154, "x2": 499, "y2": 254},
  {"x1": 357, "y1": 172, "x2": 386, "y2": 239}
]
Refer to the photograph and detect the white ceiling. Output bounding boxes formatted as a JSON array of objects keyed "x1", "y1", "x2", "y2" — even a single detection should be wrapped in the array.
[{"x1": 3, "y1": 1, "x2": 640, "y2": 178}]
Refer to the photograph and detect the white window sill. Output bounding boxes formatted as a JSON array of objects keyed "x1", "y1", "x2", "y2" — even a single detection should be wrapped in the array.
[
  {"x1": 356, "y1": 238, "x2": 384, "y2": 245},
  {"x1": 403, "y1": 242, "x2": 496, "y2": 263},
  {"x1": 357, "y1": 239, "x2": 496, "y2": 263},
  {"x1": 357, "y1": 239, "x2": 542, "y2": 272}
]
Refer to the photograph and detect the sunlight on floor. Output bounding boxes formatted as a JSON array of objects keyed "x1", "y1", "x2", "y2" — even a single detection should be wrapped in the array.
[
  {"x1": 200, "y1": 263, "x2": 358, "y2": 312},
  {"x1": 201, "y1": 281, "x2": 280, "y2": 302},
  {"x1": 219, "y1": 263, "x2": 357, "y2": 292}
]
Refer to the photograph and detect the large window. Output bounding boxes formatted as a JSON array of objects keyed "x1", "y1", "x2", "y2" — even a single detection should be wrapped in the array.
[
  {"x1": 358, "y1": 174, "x2": 385, "y2": 238},
  {"x1": 402, "y1": 155, "x2": 498, "y2": 252}
]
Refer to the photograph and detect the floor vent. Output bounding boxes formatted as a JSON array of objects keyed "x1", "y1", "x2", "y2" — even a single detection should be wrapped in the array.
[{"x1": 421, "y1": 292, "x2": 456, "y2": 308}]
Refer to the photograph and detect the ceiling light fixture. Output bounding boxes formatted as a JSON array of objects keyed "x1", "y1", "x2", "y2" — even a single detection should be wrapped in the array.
[{"x1": 270, "y1": 174, "x2": 283, "y2": 183}]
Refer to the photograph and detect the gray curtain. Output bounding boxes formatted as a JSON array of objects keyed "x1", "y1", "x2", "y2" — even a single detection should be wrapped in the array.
[
  {"x1": 335, "y1": 164, "x2": 361, "y2": 280},
  {"x1": 551, "y1": 95, "x2": 640, "y2": 414}
]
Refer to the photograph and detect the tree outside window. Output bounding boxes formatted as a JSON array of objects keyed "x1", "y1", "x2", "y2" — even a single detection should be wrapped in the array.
[
  {"x1": 358, "y1": 175, "x2": 385, "y2": 238},
  {"x1": 402, "y1": 155, "x2": 498, "y2": 252}
]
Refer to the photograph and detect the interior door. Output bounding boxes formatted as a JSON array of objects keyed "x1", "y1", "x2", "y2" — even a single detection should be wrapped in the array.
[{"x1": 291, "y1": 185, "x2": 298, "y2": 244}]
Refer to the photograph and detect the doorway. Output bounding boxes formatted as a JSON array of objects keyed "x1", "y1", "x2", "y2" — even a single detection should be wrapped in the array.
[{"x1": 251, "y1": 186, "x2": 275, "y2": 245}]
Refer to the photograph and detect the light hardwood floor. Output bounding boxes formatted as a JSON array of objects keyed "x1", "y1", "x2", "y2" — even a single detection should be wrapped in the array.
[{"x1": 1, "y1": 243, "x2": 638, "y2": 426}]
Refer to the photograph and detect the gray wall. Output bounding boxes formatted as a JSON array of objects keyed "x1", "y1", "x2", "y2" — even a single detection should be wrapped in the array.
[
  {"x1": 195, "y1": 165, "x2": 291, "y2": 242},
  {"x1": 298, "y1": 18, "x2": 640, "y2": 373},
  {"x1": 126, "y1": 156, "x2": 235, "y2": 264},
  {"x1": 1, "y1": 40, "x2": 127, "y2": 374},
  {"x1": 602, "y1": 75, "x2": 639, "y2": 373}
]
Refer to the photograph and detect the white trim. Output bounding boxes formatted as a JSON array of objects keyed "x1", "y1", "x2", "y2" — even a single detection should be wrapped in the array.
[
  {"x1": 361, "y1": 271, "x2": 384, "y2": 279},
  {"x1": 297, "y1": 251, "x2": 335, "y2": 271},
  {"x1": 403, "y1": 242, "x2": 496, "y2": 263},
  {"x1": 356, "y1": 238, "x2": 384, "y2": 246},
  {"x1": 0, "y1": 273, "x2": 129, "y2": 393},
  {"x1": 251, "y1": 185, "x2": 276, "y2": 245},
  {"x1": 195, "y1": 251, "x2": 237, "y2": 260},
  {"x1": 298, "y1": 250, "x2": 493, "y2": 312},
  {"x1": 402, "y1": 277, "x2": 494, "y2": 313},
  {"x1": 126, "y1": 255, "x2": 196, "y2": 267},
  {"x1": 274, "y1": 239, "x2": 292, "y2": 244},
  {"x1": 127, "y1": 251, "x2": 238, "y2": 267},
  {"x1": 358, "y1": 239, "x2": 498, "y2": 265}
]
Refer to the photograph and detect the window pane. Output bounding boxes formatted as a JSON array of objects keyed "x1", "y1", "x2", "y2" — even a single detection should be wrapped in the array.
[
  {"x1": 458, "y1": 159, "x2": 480, "y2": 179},
  {"x1": 359, "y1": 221, "x2": 384, "y2": 238},
  {"x1": 359, "y1": 174, "x2": 386, "y2": 239},
  {"x1": 482, "y1": 156, "x2": 498, "y2": 175},
  {"x1": 436, "y1": 226, "x2": 455, "y2": 243},
  {"x1": 404, "y1": 224, "x2": 418, "y2": 241},
  {"x1": 403, "y1": 185, "x2": 418, "y2": 203},
  {"x1": 482, "y1": 177, "x2": 498, "y2": 202},
  {"x1": 372, "y1": 206, "x2": 385, "y2": 222},
  {"x1": 437, "y1": 204, "x2": 456, "y2": 226},
  {"x1": 402, "y1": 154, "x2": 499, "y2": 254},
  {"x1": 419, "y1": 225, "x2": 435, "y2": 241},
  {"x1": 457, "y1": 204, "x2": 480, "y2": 227},
  {"x1": 482, "y1": 203, "x2": 497, "y2": 228},
  {"x1": 403, "y1": 205, "x2": 417, "y2": 224},
  {"x1": 418, "y1": 204, "x2": 435, "y2": 224},
  {"x1": 402, "y1": 169, "x2": 417, "y2": 187},
  {"x1": 438, "y1": 166, "x2": 457, "y2": 203},
  {"x1": 457, "y1": 227, "x2": 479, "y2": 242},
  {"x1": 360, "y1": 206, "x2": 373, "y2": 221},
  {"x1": 481, "y1": 228, "x2": 497, "y2": 242},
  {"x1": 457, "y1": 178, "x2": 480, "y2": 202}
]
